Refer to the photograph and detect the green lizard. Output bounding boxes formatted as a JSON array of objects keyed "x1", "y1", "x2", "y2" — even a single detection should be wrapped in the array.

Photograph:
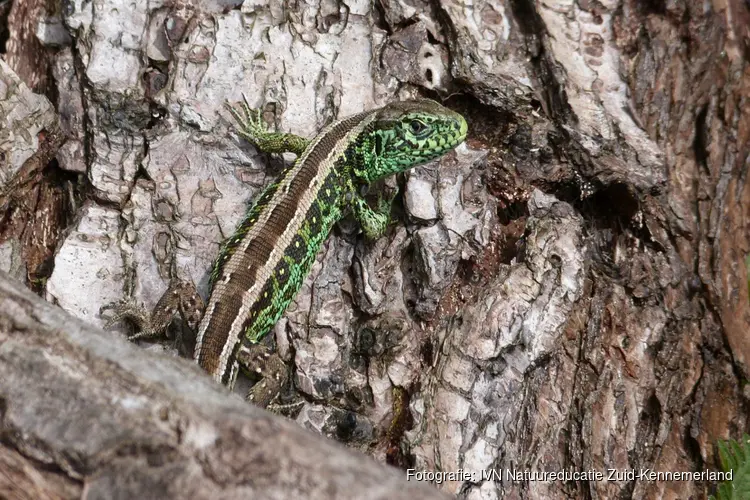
[{"x1": 104, "y1": 97, "x2": 468, "y2": 407}]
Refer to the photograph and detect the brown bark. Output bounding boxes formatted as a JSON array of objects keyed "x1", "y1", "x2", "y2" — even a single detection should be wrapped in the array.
[{"x1": 1, "y1": 0, "x2": 748, "y2": 499}]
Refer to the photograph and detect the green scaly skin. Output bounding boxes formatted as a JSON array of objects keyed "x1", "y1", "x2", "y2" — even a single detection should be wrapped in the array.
[{"x1": 221, "y1": 97, "x2": 467, "y2": 347}]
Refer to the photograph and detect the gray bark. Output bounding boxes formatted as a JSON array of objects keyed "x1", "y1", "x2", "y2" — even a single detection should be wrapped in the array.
[{"x1": 1, "y1": 0, "x2": 748, "y2": 499}]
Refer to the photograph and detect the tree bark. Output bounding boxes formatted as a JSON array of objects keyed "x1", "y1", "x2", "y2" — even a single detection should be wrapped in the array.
[
  {"x1": 1, "y1": 0, "x2": 748, "y2": 499},
  {"x1": 0, "y1": 270, "x2": 449, "y2": 500}
]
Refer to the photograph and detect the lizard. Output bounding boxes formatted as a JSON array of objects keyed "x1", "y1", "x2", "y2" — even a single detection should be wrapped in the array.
[{"x1": 102, "y1": 97, "x2": 468, "y2": 408}]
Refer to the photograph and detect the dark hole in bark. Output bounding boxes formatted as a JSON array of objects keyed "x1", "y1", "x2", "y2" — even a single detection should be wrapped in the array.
[
  {"x1": 585, "y1": 182, "x2": 639, "y2": 222},
  {"x1": 0, "y1": 0, "x2": 10, "y2": 54},
  {"x1": 334, "y1": 411, "x2": 358, "y2": 441},
  {"x1": 693, "y1": 105, "x2": 709, "y2": 171},
  {"x1": 640, "y1": 0, "x2": 667, "y2": 16},
  {"x1": 420, "y1": 339, "x2": 434, "y2": 365}
]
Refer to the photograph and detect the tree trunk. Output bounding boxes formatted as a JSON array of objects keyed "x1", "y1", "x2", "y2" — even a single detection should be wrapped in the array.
[{"x1": 1, "y1": 0, "x2": 748, "y2": 499}]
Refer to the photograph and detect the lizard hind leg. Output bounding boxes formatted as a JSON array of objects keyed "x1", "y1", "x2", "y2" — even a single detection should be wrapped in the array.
[
  {"x1": 236, "y1": 342, "x2": 289, "y2": 408},
  {"x1": 100, "y1": 300, "x2": 154, "y2": 338},
  {"x1": 101, "y1": 278, "x2": 204, "y2": 341}
]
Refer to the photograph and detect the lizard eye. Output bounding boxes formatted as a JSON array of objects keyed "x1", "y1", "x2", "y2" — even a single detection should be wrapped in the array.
[{"x1": 409, "y1": 120, "x2": 428, "y2": 135}]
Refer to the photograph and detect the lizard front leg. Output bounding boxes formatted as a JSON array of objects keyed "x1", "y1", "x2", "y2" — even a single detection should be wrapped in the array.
[
  {"x1": 349, "y1": 188, "x2": 399, "y2": 240},
  {"x1": 226, "y1": 95, "x2": 310, "y2": 156}
]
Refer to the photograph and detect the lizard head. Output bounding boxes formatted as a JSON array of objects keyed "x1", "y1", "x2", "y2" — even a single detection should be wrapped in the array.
[{"x1": 357, "y1": 99, "x2": 468, "y2": 182}]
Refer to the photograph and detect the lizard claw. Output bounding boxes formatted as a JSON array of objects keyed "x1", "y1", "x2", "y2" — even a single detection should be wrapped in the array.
[
  {"x1": 240, "y1": 93, "x2": 261, "y2": 125},
  {"x1": 226, "y1": 95, "x2": 268, "y2": 145},
  {"x1": 99, "y1": 299, "x2": 151, "y2": 334},
  {"x1": 99, "y1": 299, "x2": 128, "y2": 327}
]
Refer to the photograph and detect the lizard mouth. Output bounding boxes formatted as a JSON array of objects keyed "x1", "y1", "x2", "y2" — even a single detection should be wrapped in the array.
[
  {"x1": 458, "y1": 116, "x2": 468, "y2": 140},
  {"x1": 442, "y1": 115, "x2": 468, "y2": 150},
  {"x1": 454, "y1": 115, "x2": 468, "y2": 145}
]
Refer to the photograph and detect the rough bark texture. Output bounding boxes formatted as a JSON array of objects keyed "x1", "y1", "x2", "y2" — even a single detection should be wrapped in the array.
[
  {"x1": 1, "y1": 0, "x2": 748, "y2": 499},
  {"x1": 0, "y1": 271, "x2": 449, "y2": 499}
]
